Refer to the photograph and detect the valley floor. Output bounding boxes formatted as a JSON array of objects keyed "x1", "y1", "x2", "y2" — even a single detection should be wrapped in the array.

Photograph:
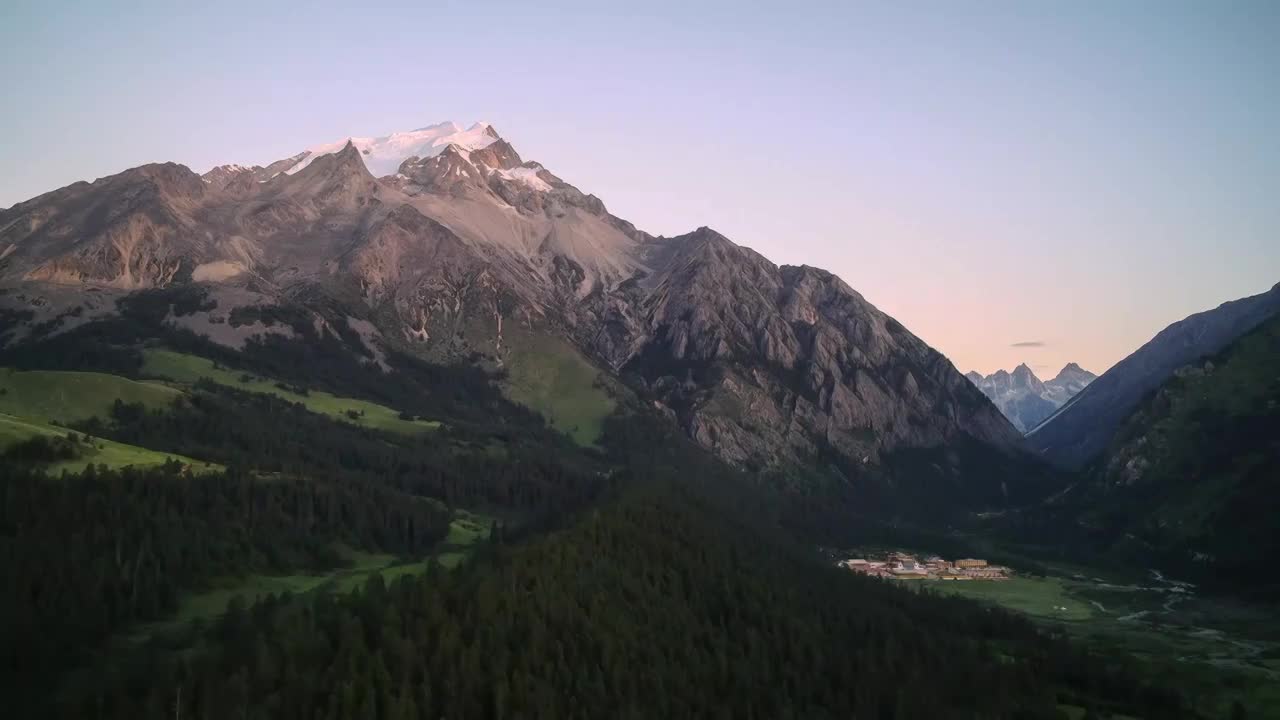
[{"x1": 933, "y1": 560, "x2": 1280, "y2": 718}]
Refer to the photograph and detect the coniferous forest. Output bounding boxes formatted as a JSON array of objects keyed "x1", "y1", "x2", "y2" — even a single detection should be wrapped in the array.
[
  {"x1": 0, "y1": 291, "x2": 1208, "y2": 718},
  {"x1": 48, "y1": 482, "x2": 1191, "y2": 720}
]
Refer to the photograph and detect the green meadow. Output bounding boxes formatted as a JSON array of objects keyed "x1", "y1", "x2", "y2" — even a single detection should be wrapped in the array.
[
  {"x1": 926, "y1": 565, "x2": 1280, "y2": 718},
  {"x1": 140, "y1": 349, "x2": 440, "y2": 435},
  {"x1": 0, "y1": 413, "x2": 214, "y2": 474},
  {"x1": 500, "y1": 329, "x2": 616, "y2": 446},
  {"x1": 933, "y1": 575, "x2": 1094, "y2": 621},
  {"x1": 0, "y1": 367, "x2": 181, "y2": 423},
  {"x1": 0, "y1": 367, "x2": 216, "y2": 472}
]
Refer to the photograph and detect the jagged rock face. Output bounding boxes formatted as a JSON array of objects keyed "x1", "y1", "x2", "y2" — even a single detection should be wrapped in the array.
[
  {"x1": 596, "y1": 230, "x2": 1021, "y2": 468},
  {"x1": 0, "y1": 122, "x2": 1024, "y2": 472},
  {"x1": 200, "y1": 164, "x2": 252, "y2": 192},
  {"x1": 967, "y1": 363, "x2": 1096, "y2": 433},
  {"x1": 1042, "y1": 362, "x2": 1096, "y2": 405},
  {"x1": 1, "y1": 163, "x2": 211, "y2": 288}
]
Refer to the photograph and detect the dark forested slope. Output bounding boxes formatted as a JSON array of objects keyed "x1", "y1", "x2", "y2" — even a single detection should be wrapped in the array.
[
  {"x1": 1016, "y1": 314, "x2": 1280, "y2": 598},
  {"x1": 1028, "y1": 283, "x2": 1280, "y2": 468},
  {"x1": 52, "y1": 478, "x2": 1192, "y2": 720},
  {"x1": 0, "y1": 284, "x2": 1201, "y2": 719}
]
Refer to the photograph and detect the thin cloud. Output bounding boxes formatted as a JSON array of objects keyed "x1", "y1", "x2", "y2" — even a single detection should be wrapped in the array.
[{"x1": 1010, "y1": 340, "x2": 1046, "y2": 348}]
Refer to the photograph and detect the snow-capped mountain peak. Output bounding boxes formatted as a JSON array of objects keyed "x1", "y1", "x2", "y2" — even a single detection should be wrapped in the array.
[
  {"x1": 284, "y1": 121, "x2": 500, "y2": 177},
  {"x1": 1043, "y1": 362, "x2": 1098, "y2": 405},
  {"x1": 967, "y1": 362, "x2": 1096, "y2": 433},
  {"x1": 1011, "y1": 363, "x2": 1040, "y2": 384}
]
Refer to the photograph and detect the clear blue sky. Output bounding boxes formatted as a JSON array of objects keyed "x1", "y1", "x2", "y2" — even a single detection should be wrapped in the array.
[{"x1": 3, "y1": 0, "x2": 1278, "y2": 374}]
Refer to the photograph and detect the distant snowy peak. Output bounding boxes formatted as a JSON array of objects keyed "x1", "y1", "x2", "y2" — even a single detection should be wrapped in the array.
[
  {"x1": 1050, "y1": 362, "x2": 1096, "y2": 387},
  {"x1": 1043, "y1": 362, "x2": 1098, "y2": 405},
  {"x1": 284, "y1": 122, "x2": 499, "y2": 177},
  {"x1": 1010, "y1": 363, "x2": 1044, "y2": 390},
  {"x1": 967, "y1": 362, "x2": 1096, "y2": 433}
]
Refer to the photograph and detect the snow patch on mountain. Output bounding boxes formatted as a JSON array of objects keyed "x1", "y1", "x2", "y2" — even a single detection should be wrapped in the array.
[
  {"x1": 285, "y1": 122, "x2": 497, "y2": 177},
  {"x1": 495, "y1": 166, "x2": 552, "y2": 192}
]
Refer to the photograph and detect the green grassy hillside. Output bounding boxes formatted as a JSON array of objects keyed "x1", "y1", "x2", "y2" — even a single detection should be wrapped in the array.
[
  {"x1": 0, "y1": 368, "x2": 181, "y2": 424},
  {"x1": 500, "y1": 329, "x2": 617, "y2": 446},
  {"x1": 140, "y1": 349, "x2": 440, "y2": 434},
  {"x1": 0, "y1": 413, "x2": 214, "y2": 474},
  {"x1": 0, "y1": 367, "x2": 215, "y2": 473},
  {"x1": 1083, "y1": 313, "x2": 1280, "y2": 595}
]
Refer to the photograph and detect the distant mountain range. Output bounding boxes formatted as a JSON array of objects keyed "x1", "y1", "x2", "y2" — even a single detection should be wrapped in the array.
[
  {"x1": 1028, "y1": 282, "x2": 1280, "y2": 468},
  {"x1": 965, "y1": 363, "x2": 1096, "y2": 433}
]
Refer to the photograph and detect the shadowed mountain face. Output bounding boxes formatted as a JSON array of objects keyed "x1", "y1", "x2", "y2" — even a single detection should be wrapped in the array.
[
  {"x1": 1043, "y1": 314, "x2": 1280, "y2": 597},
  {"x1": 966, "y1": 363, "x2": 1096, "y2": 433},
  {"x1": 0, "y1": 122, "x2": 1022, "y2": 475},
  {"x1": 1028, "y1": 284, "x2": 1280, "y2": 468},
  {"x1": 608, "y1": 230, "x2": 1021, "y2": 469}
]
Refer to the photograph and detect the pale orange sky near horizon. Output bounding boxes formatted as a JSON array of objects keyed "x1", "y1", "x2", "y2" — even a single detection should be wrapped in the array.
[{"x1": 2, "y1": 1, "x2": 1277, "y2": 377}]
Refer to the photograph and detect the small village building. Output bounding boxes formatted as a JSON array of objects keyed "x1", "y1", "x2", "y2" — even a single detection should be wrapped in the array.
[
  {"x1": 833, "y1": 551, "x2": 1010, "y2": 582},
  {"x1": 963, "y1": 566, "x2": 1009, "y2": 579}
]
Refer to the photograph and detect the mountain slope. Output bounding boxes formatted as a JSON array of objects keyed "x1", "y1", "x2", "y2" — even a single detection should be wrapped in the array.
[
  {"x1": 1028, "y1": 283, "x2": 1280, "y2": 468},
  {"x1": 616, "y1": 230, "x2": 1020, "y2": 470},
  {"x1": 968, "y1": 363, "x2": 1096, "y2": 432},
  {"x1": 0, "y1": 121, "x2": 1024, "y2": 490},
  {"x1": 5, "y1": 410, "x2": 1192, "y2": 719},
  {"x1": 1050, "y1": 313, "x2": 1280, "y2": 597}
]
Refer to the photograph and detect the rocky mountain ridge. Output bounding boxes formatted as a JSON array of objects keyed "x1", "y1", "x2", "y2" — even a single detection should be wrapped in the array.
[{"x1": 0, "y1": 121, "x2": 1023, "y2": 475}]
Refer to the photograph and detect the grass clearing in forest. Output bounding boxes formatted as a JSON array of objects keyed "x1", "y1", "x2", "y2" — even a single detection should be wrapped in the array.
[
  {"x1": 445, "y1": 510, "x2": 493, "y2": 547},
  {"x1": 140, "y1": 349, "x2": 440, "y2": 435},
  {"x1": 129, "y1": 551, "x2": 398, "y2": 642},
  {"x1": 437, "y1": 510, "x2": 496, "y2": 567},
  {"x1": 500, "y1": 330, "x2": 616, "y2": 446},
  {"x1": 131, "y1": 511, "x2": 497, "y2": 641}
]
